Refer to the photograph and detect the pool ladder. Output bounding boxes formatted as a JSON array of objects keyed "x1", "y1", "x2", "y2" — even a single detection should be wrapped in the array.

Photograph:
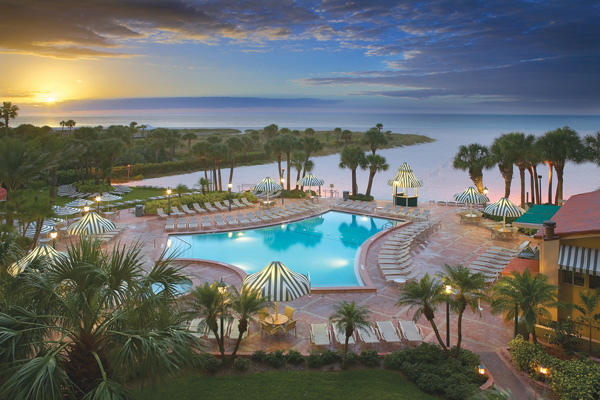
[{"x1": 382, "y1": 221, "x2": 402, "y2": 230}]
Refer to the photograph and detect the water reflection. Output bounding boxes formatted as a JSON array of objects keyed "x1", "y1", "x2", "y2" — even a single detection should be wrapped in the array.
[{"x1": 338, "y1": 214, "x2": 382, "y2": 248}]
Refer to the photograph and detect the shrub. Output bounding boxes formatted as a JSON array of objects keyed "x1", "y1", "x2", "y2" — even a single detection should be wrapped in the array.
[
  {"x1": 250, "y1": 350, "x2": 268, "y2": 363},
  {"x1": 73, "y1": 180, "x2": 114, "y2": 194},
  {"x1": 360, "y1": 349, "x2": 381, "y2": 367},
  {"x1": 508, "y1": 335, "x2": 547, "y2": 374},
  {"x1": 286, "y1": 350, "x2": 304, "y2": 365},
  {"x1": 195, "y1": 353, "x2": 219, "y2": 373},
  {"x1": 383, "y1": 351, "x2": 404, "y2": 370},
  {"x1": 349, "y1": 194, "x2": 374, "y2": 201},
  {"x1": 266, "y1": 350, "x2": 286, "y2": 368},
  {"x1": 546, "y1": 319, "x2": 580, "y2": 354},
  {"x1": 344, "y1": 351, "x2": 359, "y2": 366},
  {"x1": 234, "y1": 358, "x2": 251, "y2": 372},
  {"x1": 321, "y1": 350, "x2": 342, "y2": 365},
  {"x1": 306, "y1": 349, "x2": 323, "y2": 369}
]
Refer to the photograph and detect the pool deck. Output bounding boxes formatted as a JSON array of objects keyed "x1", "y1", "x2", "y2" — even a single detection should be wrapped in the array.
[{"x1": 57, "y1": 197, "x2": 535, "y2": 395}]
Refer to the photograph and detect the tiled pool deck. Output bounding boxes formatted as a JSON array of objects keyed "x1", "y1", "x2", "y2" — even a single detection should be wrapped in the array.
[{"x1": 70, "y1": 198, "x2": 521, "y2": 358}]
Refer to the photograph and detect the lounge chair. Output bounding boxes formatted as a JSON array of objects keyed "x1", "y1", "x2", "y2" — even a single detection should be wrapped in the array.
[
  {"x1": 332, "y1": 325, "x2": 355, "y2": 345},
  {"x1": 204, "y1": 202, "x2": 218, "y2": 213},
  {"x1": 241, "y1": 197, "x2": 255, "y2": 207},
  {"x1": 225, "y1": 215, "x2": 239, "y2": 226},
  {"x1": 181, "y1": 204, "x2": 196, "y2": 215},
  {"x1": 416, "y1": 209, "x2": 431, "y2": 221},
  {"x1": 165, "y1": 218, "x2": 175, "y2": 231},
  {"x1": 245, "y1": 212, "x2": 261, "y2": 223},
  {"x1": 357, "y1": 324, "x2": 380, "y2": 344},
  {"x1": 157, "y1": 208, "x2": 169, "y2": 219},
  {"x1": 201, "y1": 216, "x2": 212, "y2": 229},
  {"x1": 188, "y1": 217, "x2": 199, "y2": 230},
  {"x1": 232, "y1": 198, "x2": 247, "y2": 208},
  {"x1": 213, "y1": 201, "x2": 228, "y2": 212},
  {"x1": 170, "y1": 206, "x2": 186, "y2": 217},
  {"x1": 214, "y1": 215, "x2": 226, "y2": 227},
  {"x1": 310, "y1": 323, "x2": 330, "y2": 346},
  {"x1": 236, "y1": 213, "x2": 250, "y2": 225},
  {"x1": 376, "y1": 321, "x2": 402, "y2": 343},
  {"x1": 398, "y1": 320, "x2": 423, "y2": 345},
  {"x1": 222, "y1": 200, "x2": 238, "y2": 210},
  {"x1": 192, "y1": 203, "x2": 207, "y2": 214},
  {"x1": 228, "y1": 319, "x2": 249, "y2": 339},
  {"x1": 176, "y1": 218, "x2": 187, "y2": 230}
]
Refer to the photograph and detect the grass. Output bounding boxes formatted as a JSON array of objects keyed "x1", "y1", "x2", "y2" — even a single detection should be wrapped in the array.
[
  {"x1": 133, "y1": 370, "x2": 441, "y2": 400},
  {"x1": 54, "y1": 187, "x2": 167, "y2": 207}
]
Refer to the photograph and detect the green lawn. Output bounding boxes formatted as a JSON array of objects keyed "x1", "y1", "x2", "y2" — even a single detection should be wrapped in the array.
[
  {"x1": 133, "y1": 370, "x2": 441, "y2": 400},
  {"x1": 54, "y1": 186, "x2": 166, "y2": 207}
]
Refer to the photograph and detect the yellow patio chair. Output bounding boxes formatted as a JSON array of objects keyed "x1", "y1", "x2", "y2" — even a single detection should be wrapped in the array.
[
  {"x1": 284, "y1": 306, "x2": 295, "y2": 320},
  {"x1": 261, "y1": 321, "x2": 283, "y2": 336},
  {"x1": 283, "y1": 319, "x2": 297, "y2": 337}
]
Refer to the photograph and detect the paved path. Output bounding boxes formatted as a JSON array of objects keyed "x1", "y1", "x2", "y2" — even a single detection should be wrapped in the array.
[{"x1": 479, "y1": 351, "x2": 535, "y2": 399}]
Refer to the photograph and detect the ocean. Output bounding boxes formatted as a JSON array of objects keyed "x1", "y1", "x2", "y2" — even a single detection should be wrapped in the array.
[{"x1": 20, "y1": 112, "x2": 600, "y2": 203}]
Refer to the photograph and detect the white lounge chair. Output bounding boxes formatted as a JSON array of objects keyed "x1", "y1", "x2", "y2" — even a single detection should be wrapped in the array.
[
  {"x1": 241, "y1": 197, "x2": 255, "y2": 207},
  {"x1": 398, "y1": 320, "x2": 423, "y2": 345},
  {"x1": 213, "y1": 201, "x2": 228, "y2": 212},
  {"x1": 157, "y1": 208, "x2": 169, "y2": 218},
  {"x1": 192, "y1": 203, "x2": 207, "y2": 214},
  {"x1": 228, "y1": 319, "x2": 249, "y2": 339},
  {"x1": 232, "y1": 198, "x2": 247, "y2": 208},
  {"x1": 165, "y1": 218, "x2": 175, "y2": 231},
  {"x1": 170, "y1": 206, "x2": 185, "y2": 217},
  {"x1": 181, "y1": 204, "x2": 196, "y2": 215},
  {"x1": 376, "y1": 321, "x2": 402, "y2": 343},
  {"x1": 357, "y1": 324, "x2": 380, "y2": 344},
  {"x1": 188, "y1": 217, "x2": 199, "y2": 230},
  {"x1": 201, "y1": 216, "x2": 212, "y2": 229},
  {"x1": 214, "y1": 215, "x2": 227, "y2": 227},
  {"x1": 188, "y1": 318, "x2": 206, "y2": 338},
  {"x1": 225, "y1": 215, "x2": 238, "y2": 226},
  {"x1": 332, "y1": 325, "x2": 355, "y2": 345},
  {"x1": 222, "y1": 200, "x2": 238, "y2": 210},
  {"x1": 176, "y1": 219, "x2": 187, "y2": 230},
  {"x1": 204, "y1": 202, "x2": 218, "y2": 213},
  {"x1": 310, "y1": 323, "x2": 330, "y2": 346}
]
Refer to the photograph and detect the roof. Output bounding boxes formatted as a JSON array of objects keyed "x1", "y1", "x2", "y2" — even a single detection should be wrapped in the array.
[
  {"x1": 513, "y1": 205, "x2": 561, "y2": 229},
  {"x1": 0, "y1": 187, "x2": 6, "y2": 201},
  {"x1": 534, "y1": 190, "x2": 600, "y2": 238},
  {"x1": 501, "y1": 258, "x2": 539, "y2": 276}
]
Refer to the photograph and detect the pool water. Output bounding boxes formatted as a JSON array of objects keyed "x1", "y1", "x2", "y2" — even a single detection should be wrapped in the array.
[{"x1": 167, "y1": 211, "x2": 396, "y2": 287}]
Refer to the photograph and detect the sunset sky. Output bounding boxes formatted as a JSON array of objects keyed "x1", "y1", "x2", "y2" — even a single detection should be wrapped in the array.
[{"x1": 2, "y1": 0, "x2": 598, "y2": 115}]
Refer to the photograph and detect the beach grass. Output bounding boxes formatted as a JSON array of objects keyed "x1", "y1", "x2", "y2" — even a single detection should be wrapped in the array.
[{"x1": 132, "y1": 370, "x2": 440, "y2": 400}]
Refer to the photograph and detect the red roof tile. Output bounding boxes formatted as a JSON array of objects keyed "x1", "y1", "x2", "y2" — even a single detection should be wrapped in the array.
[
  {"x1": 534, "y1": 190, "x2": 600, "y2": 238},
  {"x1": 501, "y1": 258, "x2": 539, "y2": 276}
]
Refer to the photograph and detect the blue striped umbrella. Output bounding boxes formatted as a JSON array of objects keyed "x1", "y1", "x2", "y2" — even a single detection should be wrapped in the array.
[
  {"x1": 243, "y1": 261, "x2": 310, "y2": 323},
  {"x1": 252, "y1": 177, "x2": 283, "y2": 202},
  {"x1": 67, "y1": 211, "x2": 116, "y2": 236},
  {"x1": 483, "y1": 197, "x2": 525, "y2": 229},
  {"x1": 454, "y1": 187, "x2": 490, "y2": 214},
  {"x1": 9, "y1": 244, "x2": 67, "y2": 276}
]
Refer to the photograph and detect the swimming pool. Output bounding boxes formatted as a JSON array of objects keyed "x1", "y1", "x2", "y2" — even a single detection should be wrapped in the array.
[{"x1": 167, "y1": 211, "x2": 396, "y2": 287}]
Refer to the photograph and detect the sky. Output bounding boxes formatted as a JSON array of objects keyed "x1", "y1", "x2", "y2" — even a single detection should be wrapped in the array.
[{"x1": 2, "y1": 0, "x2": 599, "y2": 115}]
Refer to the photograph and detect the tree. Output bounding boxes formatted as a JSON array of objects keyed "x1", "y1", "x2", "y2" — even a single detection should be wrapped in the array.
[
  {"x1": 574, "y1": 289, "x2": 600, "y2": 354},
  {"x1": 264, "y1": 136, "x2": 284, "y2": 181},
  {"x1": 536, "y1": 127, "x2": 583, "y2": 204},
  {"x1": 376, "y1": 123, "x2": 383, "y2": 132},
  {"x1": 187, "y1": 282, "x2": 228, "y2": 359},
  {"x1": 0, "y1": 239, "x2": 197, "y2": 399},
  {"x1": 339, "y1": 145, "x2": 366, "y2": 195},
  {"x1": 149, "y1": 129, "x2": 167, "y2": 162},
  {"x1": 197, "y1": 177, "x2": 211, "y2": 194},
  {"x1": 361, "y1": 154, "x2": 389, "y2": 197},
  {"x1": 507, "y1": 133, "x2": 536, "y2": 206},
  {"x1": 438, "y1": 264, "x2": 488, "y2": 356},
  {"x1": 583, "y1": 131, "x2": 600, "y2": 167},
  {"x1": 304, "y1": 127, "x2": 315, "y2": 136},
  {"x1": 192, "y1": 140, "x2": 211, "y2": 184},
  {"x1": 452, "y1": 143, "x2": 495, "y2": 194},
  {"x1": 1, "y1": 102, "x2": 19, "y2": 135},
  {"x1": 334, "y1": 127, "x2": 342, "y2": 147},
  {"x1": 174, "y1": 183, "x2": 189, "y2": 198},
  {"x1": 59, "y1": 120, "x2": 66, "y2": 130},
  {"x1": 263, "y1": 124, "x2": 279, "y2": 139},
  {"x1": 165, "y1": 129, "x2": 181, "y2": 160},
  {"x1": 491, "y1": 270, "x2": 560, "y2": 343},
  {"x1": 329, "y1": 301, "x2": 372, "y2": 363},
  {"x1": 490, "y1": 133, "x2": 522, "y2": 198},
  {"x1": 65, "y1": 119, "x2": 76, "y2": 130},
  {"x1": 396, "y1": 273, "x2": 449, "y2": 355},
  {"x1": 226, "y1": 136, "x2": 244, "y2": 184},
  {"x1": 228, "y1": 285, "x2": 270, "y2": 361},
  {"x1": 182, "y1": 132, "x2": 197, "y2": 152},
  {"x1": 208, "y1": 143, "x2": 230, "y2": 191},
  {"x1": 278, "y1": 134, "x2": 301, "y2": 190},
  {"x1": 290, "y1": 151, "x2": 307, "y2": 189},
  {"x1": 361, "y1": 128, "x2": 387, "y2": 155},
  {"x1": 301, "y1": 136, "x2": 323, "y2": 177},
  {"x1": 341, "y1": 129, "x2": 352, "y2": 144}
]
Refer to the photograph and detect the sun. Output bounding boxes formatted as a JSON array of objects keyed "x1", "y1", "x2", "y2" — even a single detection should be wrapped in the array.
[{"x1": 45, "y1": 97, "x2": 57, "y2": 103}]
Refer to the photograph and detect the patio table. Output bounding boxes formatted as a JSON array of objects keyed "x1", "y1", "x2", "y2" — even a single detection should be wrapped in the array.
[{"x1": 265, "y1": 314, "x2": 288, "y2": 326}]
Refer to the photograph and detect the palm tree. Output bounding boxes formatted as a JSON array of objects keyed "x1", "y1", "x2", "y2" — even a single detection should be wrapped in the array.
[
  {"x1": 301, "y1": 136, "x2": 323, "y2": 177},
  {"x1": 65, "y1": 119, "x2": 76, "y2": 130},
  {"x1": 583, "y1": 131, "x2": 600, "y2": 167},
  {"x1": 0, "y1": 231, "x2": 23, "y2": 277},
  {"x1": 182, "y1": 132, "x2": 197, "y2": 152},
  {"x1": 574, "y1": 289, "x2": 600, "y2": 354},
  {"x1": 491, "y1": 270, "x2": 560, "y2": 343},
  {"x1": 396, "y1": 273, "x2": 449, "y2": 355},
  {"x1": 0, "y1": 239, "x2": 197, "y2": 399},
  {"x1": 536, "y1": 127, "x2": 583, "y2": 203},
  {"x1": 361, "y1": 128, "x2": 388, "y2": 155},
  {"x1": 198, "y1": 177, "x2": 211, "y2": 194},
  {"x1": 263, "y1": 123, "x2": 279, "y2": 139},
  {"x1": 264, "y1": 136, "x2": 284, "y2": 181},
  {"x1": 165, "y1": 129, "x2": 181, "y2": 160},
  {"x1": 174, "y1": 183, "x2": 189, "y2": 198},
  {"x1": 228, "y1": 285, "x2": 270, "y2": 361},
  {"x1": 192, "y1": 140, "x2": 211, "y2": 184},
  {"x1": 334, "y1": 127, "x2": 342, "y2": 147},
  {"x1": 508, "y1": 133, "x2": 537, "y2": 206},
  {"x1": 149, "y1": 129, "x2": 167, "y2": 162},
  {"x1": 208, "y1": 143, "x2": 230, "y2": 191},
  {"x1": 59, "y1": 120, "x2": 66, "y2": 130},
  {"x1": 341, "y1": 129, "x2": 352, "y2": 144},
  {"x1": 439, "y1": 264, "x2": 488, "y2": 356},
  {"x1": 279, "y1": 133, "x2": 301, "y2": 190},
  {"x1": 490, "y1": 133, "x2": 522, "y2": 198},
  {"x1": 1, "y1": 102, "x2": 19, "y2": 135},
  {"x1": 376, "y1": 123, "x2": 383, "y2": 132},
  {"x1": 452, "y1": 143, "x2": 494, "y2": 194},
  {"x1": 187, "y1": 281, "x2": 228, "y2": 359},
  {"x1": 339, "y1": 145, "x2": 366, "y2": 195},
  {"x1": 329, "y1": 301, "x2": 372, "y2": 362},
  {"x1": 361, "y1": 154, "x2": 389, "y2": 197},
  {"x1": 226, "y1": 136, "x2": 244, "y2": 184},
  {"x1": 304, "y1": 127, "x2": 315, "y2": 136},
  {"x1": 290, "y1": 150, "x2": 307, "y2": 189}
]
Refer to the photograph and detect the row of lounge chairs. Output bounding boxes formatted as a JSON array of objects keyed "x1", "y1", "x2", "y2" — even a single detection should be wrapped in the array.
[
  {"x1": 331, "y1": 200, "x2": 377, "y2": 213},
  {"x1": 466, "y1": 242, "x2": 527, "y2": 284},
  {"x1": 157, "y1": 199, "x2": 256, "y2": 218},
  {"x1": 187, "y1": 317, "x2": 249, "y2": 340},
  {"x1": 378, "y1": 221, "x2": 442, "y2": 282},
  {"x1": 378, "y1": 205, "x2": 431, "y2": 221},
  {"x1": 310, "y1": 320, "x2": 423, "y2": 346}
]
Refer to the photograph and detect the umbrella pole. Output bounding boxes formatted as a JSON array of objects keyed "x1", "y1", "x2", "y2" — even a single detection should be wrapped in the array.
[
  {"x1": 503, "y1": 215, "x2": 506, "y2": 230},
  {"x1": 275, "y1": 301, "x2": 278, "y2": 323}
]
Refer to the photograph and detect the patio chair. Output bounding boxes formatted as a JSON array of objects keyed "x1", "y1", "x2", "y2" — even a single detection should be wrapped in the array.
[
  {"x1": 283, "y1": 320, "x2": 297, "y2": 337},
  {"x1": 188, "y1": 318, "x2": 206, "y2": 338},
  {"x1": 236, "y1": 213, "x2": 250, "y2": 225},
  {"x1": 213, "y1": 201, "x2": 228, "y2": 212},
  {"x1": 398, "y1": 320, "x2": 423, "y2": 345},
  {"x1": 225, "y1": 215, "x2": 239, "y2": 226},
  {"x1": 241, "y1": 197, "x2": 255, "y2": 207},
  {"x1": 357, "y1": 324, "x2": 380, "y2": 344},
  {"x1": 214, "y1": 215, "x2": 227, "y2": 227},
  {"x1": 246, "y1": 212, "x2": 261, "y2": 223},
  {"x1": 261, "y1": 321, "x2": 283, "y2": 336},
  {"x1": 181, "y1": 204, "x2": 196, "y2": 214},
  {"x1": 176, "y1": 218, "x2": 187, "y2": 231},
  {"x1": 233, "y1": 198, "x2": 247, "y2": 208},
  {"x1": 204, "y1": 202, "x2": 218, "y2": 212},
  {"x1": 376, "y1": 321, "x2": 402, "y2": 343},
  {"x1": 284, "y1": 306, "x2": 295, "y2": 320},
  {"x1": 157, "y1": 208, "x2": 169, "y2": 218},
  {"x1": 201, "y1": 216, "x2": 212, "y2": 229},
  {"x1": 170, "y1": 206, "x2": 185, "y2": 217},
  {"x1": 192, "y1": 203, "x2": 207, "y2": 214},
  {"x1": 188, "y1": 217, "x2": 199, "y2": 230},
  {"x1": 310, "y1": 323, "x2": 330, "y2": 346},
  {"x1": 332, "y1": 325, "x2": 355, "y2": 345},
  {"x1": 416, "y1": 209, "x2": 431, "y2": 221}
]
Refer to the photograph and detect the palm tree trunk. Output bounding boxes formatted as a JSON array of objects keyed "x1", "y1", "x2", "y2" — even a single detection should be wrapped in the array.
[
  {"x1": 365, "y1": 171, "x2": 376, "y2": 197},
  {"x1": 296, "y1": 168, "x2": 301, "y2": 190},
  {"x1": 218, "y1": 166, "x2": 222, "y2": 191},
  {"x1": 519, "y1": 166, "x2": 526, "y2": 206},
  {"x1": 527, "y1": 166, "x2": 535, "y2": 205},
  {"x1": 351, "y1": 168, "x2": 358, "y2": 195},
  {"x1": 277, "y1": 157, "x2": 282, "y2": 181},
  {"x1": 455, "y1": 306, "x2": 466, "y2": 356},
  {"x1": 554, "y1": 164, "x2": 564, "y2": 204},
  {"x1": 547, "y1": 163, "x2": 553, "y2": 204},
  {"x1": 29, "y1": 217, "x2": 44, "y2": 250},
  {"x1": 470, "y1": 172, "x2": 484, "y2": 193},
  {"x1": 228, "y1": 157, "x2": 235, "y2": 185},
  {"x1": 532, "y1": 165, "x2": 539, "y2": 204},
  {"x1": 230, "y1": 319, "x2": 247, "y2": 361},
  {"x1": 428, "y1": 318, "x2": 450, "y2": 356},
  {"x1": 286, "y1": 156, "x2": 291, "y2": 191}
]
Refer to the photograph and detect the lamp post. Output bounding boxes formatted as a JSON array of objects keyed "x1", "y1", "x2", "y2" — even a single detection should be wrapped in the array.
[
  {"x1": 167, "y1": 187, "x2": 172, "y2": 215},
  {"x1": 445, "y1": 284, "x2": 452, "y2": 348},
  {"x1": 95, "y1": 195, "x2": 101, "y2": 213},
  {"x1": 217, "y1": 278, "x2": 228, "y2": 353},
  {"x1": 281, "y1": 177, "x2": 285, "y2": 204},
  {"x1": 478, "y1": 364, "x2": 486, "y2": 376},
  {"x1": 127, "y1": 164, "x2": 131, "y2": 180},
  {"x1": 227, "y1": 182, "x2": 232, "y2": 211},
  {"x1": 50, "y1": 227, "x2": 58, "y2": 249}
]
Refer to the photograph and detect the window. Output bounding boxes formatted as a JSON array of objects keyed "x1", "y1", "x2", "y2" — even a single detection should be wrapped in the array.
[
  {"x1": 562, "y1": 270, "x2": 573, "y2": 284},
  {"x1": 590, "y1": 275, "x2": 600, "y2": 289},
  {"x1": 574, "y1": 272, "x2": 585, "y2": 287}
]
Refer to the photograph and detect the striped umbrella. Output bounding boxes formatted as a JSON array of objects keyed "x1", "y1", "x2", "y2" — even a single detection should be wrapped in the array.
[
  {"x1": 297, "y1": 173, "x2": 325, "y2": 197},
  {"x1": 454, "y1": 187, "x2": 490, "y2": 214},
  {"x1": 67, "y1": 211, "x2": 116, "y2": 236},
  {"x1": 243, "y1": 261, "x2": 311, "y2": 323},
  {"x1": 66, "y1": 198, "x2": 94, "y2": 208},
  {"x1": 483, "y1": 197, "x2": 525, "y2": 229},
  {"x1": 99, "y1": 192, "x2": 122, "y2": 212},
  {"x1": 252, "y1": 177, "x2": 283, "y2": 203},
  {"x1": 9, "y1": 244, "x2": 67, "y2": 276},
  {"x1": 25, "y1": 221, "x2": 55, "y2": 238},
  {"x1": 387, "y1": 162, "x2": 423, "y2": 199},
  {"x1": 52, "y1": 205, "x2": 80, "y2": 216}
]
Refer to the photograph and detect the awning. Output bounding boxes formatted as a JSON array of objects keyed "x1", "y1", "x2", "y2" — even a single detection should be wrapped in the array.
[
  {"x1": 558, "y1": 245, "x2": 600, "y2": 276},
  {"x1": 513, "y1": 205, "x2": 561, "y2": 229}
]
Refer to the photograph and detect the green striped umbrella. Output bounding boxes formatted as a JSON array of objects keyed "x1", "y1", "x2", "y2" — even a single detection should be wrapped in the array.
[
  {"x1": 99, "y1": 193, "x2": 122, "y2": 212},
  {"x1": 243, "y1": 261, "x2": 310, "y2": 323},
  {"x1": 67, "y1": 211, "x2": 116, "y2": 236},
  {"x1": 454, "y1": 187, "x2": 490, "y2": 214},
  {"x1": 387, "y1": 162, "x2": 423, "y2": 198},
  {"x1": 9, "y1": 244, "x2": 67, "y2": 276},
  {"x1": 297, "y1": 173, "x2": 325, "y2": 196},
  {"x1": 252, "y1": 177, "x2": 283, "y2": 203},
  {"x1": 483, "y1": 197, "x2": 525, "y2": 229}
]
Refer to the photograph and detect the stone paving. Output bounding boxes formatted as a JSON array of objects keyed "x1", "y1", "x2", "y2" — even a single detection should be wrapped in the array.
[{"x1": 58, "y1": 197, "x2": 528, "y2": 391}]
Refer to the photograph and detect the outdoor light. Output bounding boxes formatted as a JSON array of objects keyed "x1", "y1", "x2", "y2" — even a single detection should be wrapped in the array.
[
  {"x1": 228, "y1": 232, "x2": 233, "y2": 238},
  {"x1": 539, "y1": 364, "x2": 547, "y2": 375},
  {"x1": 483, "y1": 187, "x2": 488, "y2": 195},
  {"x1": 227, "y1": 182, "x2": 232, "y2": 211},
  {"x1": 50, "y1": 227, "x2": 58, "y2": 249},
  {"x1": 83, "y1": 206, "x2": 89, "y2": 213},
  {"x1": 445, "y1": 284, "x2": 452, "y2": 347},
  {"x1": 167, "y1": 187, "x2": 172, "y2": 215},
  {"x1": 217, "y1": 278, "x2": 228, "y2": 345},
  {"x1": 95, "y1": 196, "x2": 101, "y2": 213},
  {"x1": 445, "y1": 284, "x2": 452, "y2": 294},
  {"x1": 127, "y1": 164, "x2": 131, "y2": 179},
  {"x1": 167, "y1": 239, "x2": 172, "y2": 248},
  {"x1": 478, "y1": 364, "x2": 486, "y2": 375}
]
